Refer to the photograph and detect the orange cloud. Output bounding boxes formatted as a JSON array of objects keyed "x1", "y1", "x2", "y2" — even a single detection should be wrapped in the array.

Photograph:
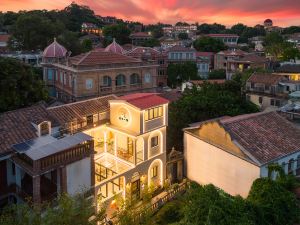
[{"x1": 2, "y1": 0, "x2": 300, "y2": 27}]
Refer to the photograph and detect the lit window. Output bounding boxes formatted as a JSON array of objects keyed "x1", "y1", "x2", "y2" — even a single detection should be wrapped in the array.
[
  {"x1": 145, "y1": 106, "x2": 163, "y2": 121},
  {"x1": 151, "y1": 166, "x2": 158, "y2": 178},
  {"x1": 151, "y1": 136, "x2": 159, "y2": 148}
]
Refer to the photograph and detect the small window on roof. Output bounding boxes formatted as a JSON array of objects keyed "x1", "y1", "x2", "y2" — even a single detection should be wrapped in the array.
[{"x1": 40, "y1": 122, "x2": 50, "y2": 136}]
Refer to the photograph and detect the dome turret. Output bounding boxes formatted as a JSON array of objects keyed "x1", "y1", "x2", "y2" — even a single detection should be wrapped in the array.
[{"x1": 43, "y1": 38, "x2": 67, "y2": 58}]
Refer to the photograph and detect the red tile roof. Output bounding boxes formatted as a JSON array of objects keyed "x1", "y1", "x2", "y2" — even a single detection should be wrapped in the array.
[
  {"x1": 220, "y1": 111, "x2": 300, "y2": 164},
  {"x1": 247, "y1": 73, "x2": 287, "y2": 85},
  {"x1": 119, "y1": 93, "x2": 169, "y2": 109},
  {"x1": 70, "y1": 50, "x2": 141, "y2": 66},
  {"x1": 190, "y1": 80, "x2": 226, "y2": 85},
  {"x1": 196, "y1": 52, "x2": 214, "y2": 57},
  {"x1": 232, "y1": 54, "x2": 268, "y2": 64},
  {"x1": 0, "y1": 34, "x2": 10, "y2": 42},
  {"x1": 0, "y1": 104, "x2": 58, "y2": 155},
  {"x1": 125, "y1": 47, "x2": 161, "y2": 58},
  {"x1": 207, "y1": 34, "x2": 239, "y2": 37}
]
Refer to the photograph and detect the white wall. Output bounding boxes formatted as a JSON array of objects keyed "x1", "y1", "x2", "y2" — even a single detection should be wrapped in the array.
[
  {"x1": 66, "y1": 157, "x2": 91, "y2": 195},
  {"x1": 184, "y1": 133, "x2": 260, "y2": 197}
]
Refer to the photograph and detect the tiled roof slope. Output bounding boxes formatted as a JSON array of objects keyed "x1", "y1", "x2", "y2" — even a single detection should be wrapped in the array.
[
  {"x1": 247, "y1": 73, "x2": 287, "y2": 85},
  {"x1": 220, "y1": 111, "x2": 300, "y2": 164},
  {"x1": 69, "y1": 50, "x2": 141, "y2": 66},
  {"x1": 276, "y1": 64, "x2": 300, "y2": 73},
  {"x1": 0, "y1": 104, "x2": 58, "y2": 155},
  {"x1": 119, "y1": 93, "x2": 169, "y2": 109},
  {"x1": 48, "y1": 95, "x2": 117, "y2": 124}
]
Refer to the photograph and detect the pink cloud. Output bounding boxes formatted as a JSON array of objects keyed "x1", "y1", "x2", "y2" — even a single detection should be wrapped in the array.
[{"x1": 2, "y1": 0, "x2": 300, "y2": 27}]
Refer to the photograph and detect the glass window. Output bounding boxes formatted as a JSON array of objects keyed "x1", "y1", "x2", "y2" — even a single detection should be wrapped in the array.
[
  {"x1": 151, "y1": 136, "x2": 159, "y2": 148},
  {"x1": 116, "y1": 74, "x2": 126, "y2": 86},
  {"x1": 144, "y1": 73, "x2": 151, "y2": 83},
  {"x1": 47, "y1": 69, "x2": 53, "y2": 80},
  {"x1": 86, "y1": 79, "x2": 93, "y2": 89},
  {"x1": 151, "y1": 166, "x2": 158, "y2": 178},
  {"x1": 149, "y1": 108, "x2": 153, "y2": 120},
  {"x1": 259, "y1": 97, "x2": 263, "y2": 104},
  {"x1": 103, "y1": 76, "x2": 112, "y2": 86},
  {"x1": 145, "y1": 106, "x2": 163, "y2": 121},
  {"x1": 144, "y1": 110, "x2": 148, "y2": 121}
]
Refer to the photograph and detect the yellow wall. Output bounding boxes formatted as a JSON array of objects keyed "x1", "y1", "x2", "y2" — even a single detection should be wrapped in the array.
[{"x1": 110, "y1": 102, "x2": 141, "y2": 134}]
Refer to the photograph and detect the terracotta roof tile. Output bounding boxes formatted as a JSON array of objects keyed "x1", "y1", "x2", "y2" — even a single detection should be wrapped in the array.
[
  {"x1": 69, "y1": 50, "x2": 141, "y2": 66},
  {"x1": 247, "y1": 73, "x2": 286, "y2": 85},
  {"x1": 220, "y1": 111, "x2": 300, "y2": 164},
  {"x1": 167, "y1": 45, "x2": 196, "y2": 52},
  {"x1": 119, "y1": 93, "x2": 169, "y2": 109},
  {"x1": 0, "y1": 104, "x2": 58, "y2": 155}
]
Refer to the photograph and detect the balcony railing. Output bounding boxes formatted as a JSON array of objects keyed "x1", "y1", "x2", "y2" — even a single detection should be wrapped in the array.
[
  {"x1": 117, "y1": 147, "x2": 134, "y2": 163},
  {"x1": 115, "y1": 85, "x2": 127, "y2": 91}
]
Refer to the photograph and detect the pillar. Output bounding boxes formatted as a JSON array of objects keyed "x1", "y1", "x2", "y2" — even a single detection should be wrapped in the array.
[
  {"x1": 60, "y1": 166, "x2": 67, "y2": 193},
  {"x1": 15, "y1": 165, "x2": 22, "y2": 187},
  {"x1": 32, "y1": 175, "x2": 41, "y2": 204},
  {"x1": 56, "y1": 169, "x2": 61, "y2": 194}
]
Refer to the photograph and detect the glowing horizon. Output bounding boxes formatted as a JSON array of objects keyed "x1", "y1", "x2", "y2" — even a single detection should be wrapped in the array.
[{"x1": 2, "y1": 0, "x2": 300, "y2": 27}]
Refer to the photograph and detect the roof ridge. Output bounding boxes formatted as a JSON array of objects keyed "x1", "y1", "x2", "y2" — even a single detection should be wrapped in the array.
[
  {"x1": 220, "y1": 111, "x2": 274, "y2": 125},
  {"x1": 48, "y1": 94, "x2": 117, "y2": 109}
]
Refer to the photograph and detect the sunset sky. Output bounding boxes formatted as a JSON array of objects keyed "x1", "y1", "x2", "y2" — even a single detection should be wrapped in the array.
[{"x1": 2, "y1": 0, "x2": 300, "y2": 27}]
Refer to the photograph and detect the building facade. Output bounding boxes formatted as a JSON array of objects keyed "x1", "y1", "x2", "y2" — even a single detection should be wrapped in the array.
[
  {"x1": 246, "y1": 73, "x2": 300, "y2": 110},
  {"x1": 42, "y1": 40, "x2": 158, "y2": 102},
  {"x1": 167, "y1": 45, "x2": 196, "y2": 64},
  {"x1": 184, "y1": 111, "x2": 300, "y2": 197},
  {"x1": 0, "y1": 93, "x2": 169, "y2": 208}
]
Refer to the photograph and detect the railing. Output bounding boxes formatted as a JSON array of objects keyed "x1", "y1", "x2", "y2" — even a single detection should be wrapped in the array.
[
  {"x1": 115, "y1": 85, "x2": 127, "y2": 91},
  {"x1": 100, "y1": 86, "x2": 112, "y2": 93},
  {"x1": 129, "y1": 83, "x2": 142, "y2": 89}
]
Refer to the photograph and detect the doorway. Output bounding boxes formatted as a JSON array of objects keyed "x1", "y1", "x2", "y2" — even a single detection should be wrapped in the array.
[{"x1": 131, "y1": 179, "x2": 140, "y2": 202}]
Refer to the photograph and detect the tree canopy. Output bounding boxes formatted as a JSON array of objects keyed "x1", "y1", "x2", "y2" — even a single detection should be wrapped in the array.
[
  {"x1": 193, "y1": 36, "x2": 227, "y2": 52},
  {"x1": 197, "y1": 23, "x2": 226, "y2": 34},
  {"x1": 102, "y1": 23, "x2": 131, "y2": 45},
  {"x1": 167, "y1": 62, "x2": 198, "y2": 87},
  {"x1": 167, "y1": 81, "x2": 258, "y2": 150},
  {"x1": 0, "y1": 57, "x2": 48, "y2": 112},
  {"x1": 178, "y1": 32, "x2": 189, "y2": 40}
]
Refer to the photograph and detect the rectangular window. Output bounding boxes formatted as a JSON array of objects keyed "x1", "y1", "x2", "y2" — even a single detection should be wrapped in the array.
[
  {"x1": 275, "y1": 100, "x2": 280, "y2": 107},
  {"x1": 151, "y1": 166, "x2": 158, "y2": 178},
  {"x1": 270, "y1": 99, "x2": 275, "y2": 106},
  {"x1": 86, "y1": 79, "x2": 93, "y2": 89},
  {"x1": 151, "y1": 136, "x2": 159, "y2": 148},
  {"x1": 87, "y1": 115, "x2": 93, "y2": 126},
  {"x1": 60, "y1": 72, "x2": 63, "y2": 83},
  {"x1": 259, "y1": 97, "x2": 263, "y2": 104},
  {"x1": 145, "y1": 106, "x2": 163, "y2": 121}
]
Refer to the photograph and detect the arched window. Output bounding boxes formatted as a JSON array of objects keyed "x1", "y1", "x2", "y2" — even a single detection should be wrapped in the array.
[
  {"x1": 130, "y1": 73, "x2": 140, "y2": 84},
  {"x1": 116, "y1": 74, "x2": 126, "y2": 86},
  {"x1": 102, "y1": 76, "x2": 112, "y2": 87}
]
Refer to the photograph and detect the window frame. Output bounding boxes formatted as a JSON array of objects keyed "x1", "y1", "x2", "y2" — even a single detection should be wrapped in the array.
[
  {"x1": 151, "y1": 136, "x2": 159, "y2": 148},
  {"x1": 144, "y1": 106, "x2": 163, "y2": 121}
]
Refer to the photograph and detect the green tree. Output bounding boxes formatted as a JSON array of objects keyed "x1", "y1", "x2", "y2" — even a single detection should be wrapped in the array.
[
  {"x1": 167, "y1": 62, "x2": 198, "y2": 87},
  {"x1": 283, "y1": 26, "x2": 300, "y2": 34},
  {"x1": 193, "y1": 37, "x2": 227, "y2": 53},
  {"x1": 230, "y1": 23, "x2": 247, "y2": 36},
  {"x1": 197, "y1": 23, "x2": 226, "y2": 34},
  {"x1": 0, "y1": 193, "x2": 106, "y2": 225},
  {"x1": 103, "y1": 23, "x2": 131, "y2": 45},
  {"x1": 57, "y1": 30, "x2": 82, "y2": 56},
  {"x1": 178, "y1": 32, "x2": 189, "y2": 40},
  {"x1": 141, "y1": 38, "x2": 160, "y2": 47},
  {"x1": 167, "y1": 81, "x2": 258, "y2": 150},
  {"x1": 81, "y1": 39, "x2": 93, "y2": 53},
  {"x1": 208, "y1": 69, "x2": 226, "y2": 79},
  {"x1": 9, "y1": 12, "x2": 64, "y2": 50},
  {"x1": 0, "y1": 57, "x2": 48, "y2": 112},
  {"x1": 248, "y1": 178, "x2": 300, "y2": 225}
]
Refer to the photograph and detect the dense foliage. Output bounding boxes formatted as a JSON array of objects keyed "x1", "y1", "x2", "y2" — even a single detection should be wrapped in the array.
[
  {"x1": 167, "y1": 81, "x2": 258, "y2": 150},
  {"x1": 193, "y1": 36, "x2": 227, "y2": 52},
  {"x1": 141, "y1": 38, "x2": 161, "y2": 47},
  {"x1": 178, "y1": 32, "x2": 189, "y2": 40},
  {"x1": 102, "y1": 23, "x2": 131, "y2": 45},
  {"x1": 167, "y1": 62, "x2": 198, "y2": 87},
  {"x1": 208, "y1": 69, "x2": 226, "y2": 79},
  {"x1": 0, "y1": 193, "x2": 106, "y2": 225},
  {"x1": 0, "y1": 57, "x2": 48, "y2": 112}
]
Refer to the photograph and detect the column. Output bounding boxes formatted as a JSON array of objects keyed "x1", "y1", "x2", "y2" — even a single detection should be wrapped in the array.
[
  {"x1": 56, "y1": 169, "x2": 61, "y2": 194},
  {"x1": 32, "y1": 175, "x2": 41, "y2": 205},
  {"x1": 15, "y1": 165, "x2": 22, "y2": 187},
  {"x1": 60, "y1": 167, "x2": 67, "y2": 193},
  {"x1": 292, "y1": 159, "x2": 297, "y2": 175}
]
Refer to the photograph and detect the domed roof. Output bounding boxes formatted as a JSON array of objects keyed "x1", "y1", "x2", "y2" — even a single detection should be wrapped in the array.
[
  {"x1": 264, "y1": 19, "x2": 273, "y2": 23},
  {"x1": 104, "y1": 38, "x2": 125, "y2": 54},
  {"x1": 43, "y1": 38, "x2": 67, "y2": 58}
]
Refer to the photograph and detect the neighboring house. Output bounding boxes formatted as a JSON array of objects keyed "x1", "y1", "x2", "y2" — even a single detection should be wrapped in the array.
[
  {"x1": 0, "y1": 93, "x2": 169, "y2": 208},
  {"x1": 0, "y1": 34, "x2": 10, "y2": 53},
  {"x1": 275, "y1": 64, "x2": 300, "y2": 81},
  {"x1": 248, "y1": 36, "x2": 265, "y2": 52},
  {"x1": 181, "y1": 79, "x2": 225, "y2": 92},
  {"x1": 214, "y1": 49, "x2": 246, "y2": 70},
  {"x1": 167, "y1": 45, "x2": 196, "y2": 64},
  {"x1": 196, "y1": 52, "x2": 214, "y2": 78},
  {"x1": 125, "y1": 47, "x2": 168, "y2": 87},
  {"x1": 184, "y1": 111, "x2": 300, "y2": 197},
  {"x1": 162, "y1": 25, "x2": 197, "y2": 38},
  {"x1": 42, "y1": 39, "x2": 158, "y2": 102},
  {"x1": 130, "y1": 32, "x2": 152, "y2": 46},
  {"x1": 226, "y1": 54, "x2": 269, "y2": 79},
  {"x1": 205, "y1": 34, "x2": 239, "y2": 48},
  {"x1": 81, "y1": 22, "x2": 102, "y2": 35},
  {"x1": 0, "y1": 51, "x2": 42, "y2": 66},
  {"x1": 245, "y1": 73, "x2": 300, "y2": 110}
]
